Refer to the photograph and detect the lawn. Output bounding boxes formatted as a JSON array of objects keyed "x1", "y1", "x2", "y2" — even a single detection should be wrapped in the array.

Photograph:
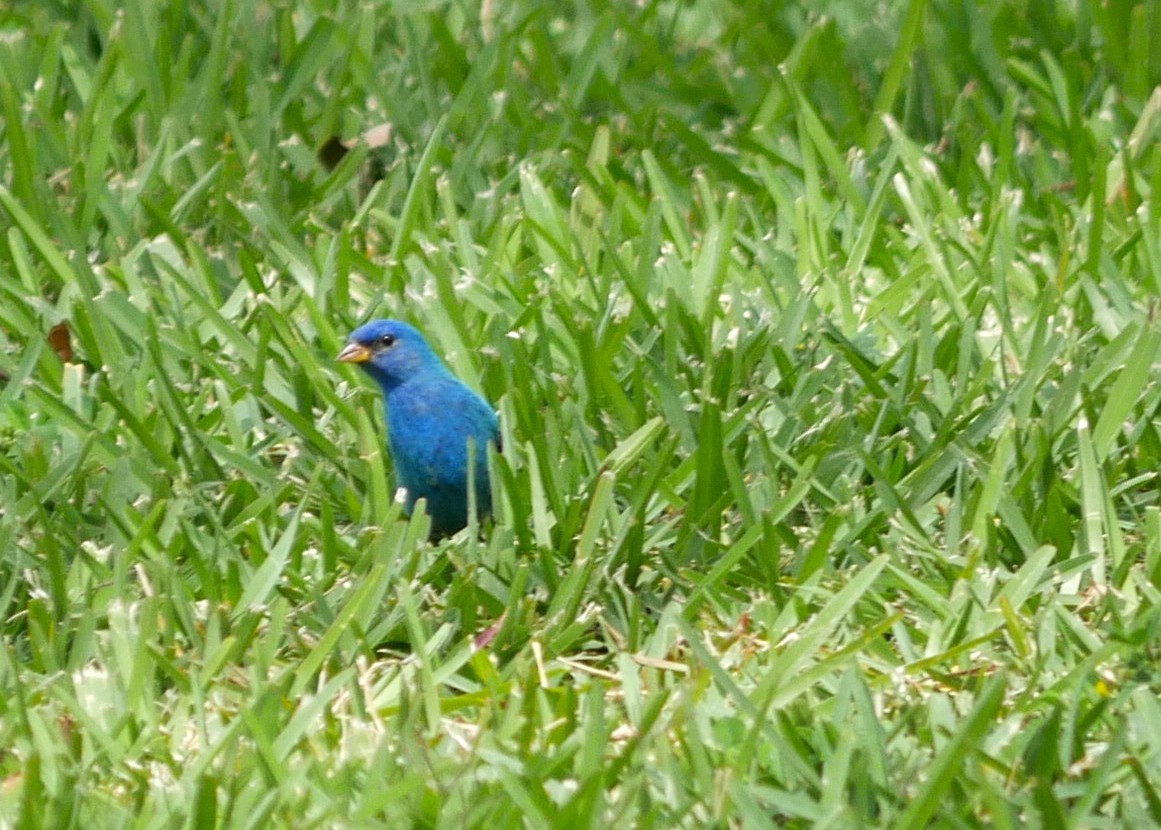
[{"x1": 2, "y1": 0, "x2": 1161, "y2": 827}]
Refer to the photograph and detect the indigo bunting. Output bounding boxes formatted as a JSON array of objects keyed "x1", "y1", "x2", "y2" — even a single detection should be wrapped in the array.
[{"x1": 337, "y1": 319, "x2": 499, "y2": 538}]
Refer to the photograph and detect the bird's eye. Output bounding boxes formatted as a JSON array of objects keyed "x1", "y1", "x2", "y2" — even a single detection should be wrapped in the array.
[{"x1": 379, "y1": 334, "x2": 396, "y2": 348}]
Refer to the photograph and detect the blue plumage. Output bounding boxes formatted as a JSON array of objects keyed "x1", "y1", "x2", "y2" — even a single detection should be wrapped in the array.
[{"x1": 338, "y1": 319, "x2": 499, "y2": 538}]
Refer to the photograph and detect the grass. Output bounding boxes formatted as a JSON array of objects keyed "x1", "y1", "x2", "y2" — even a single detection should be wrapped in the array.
[{"x1": 2, "y1": 0, "x2": 1161, "y2": 826}]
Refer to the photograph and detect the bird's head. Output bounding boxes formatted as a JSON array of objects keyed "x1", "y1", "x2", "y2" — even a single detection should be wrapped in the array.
[{"x1": 337, "y1": 319, "x2": 444, "y2": 389}]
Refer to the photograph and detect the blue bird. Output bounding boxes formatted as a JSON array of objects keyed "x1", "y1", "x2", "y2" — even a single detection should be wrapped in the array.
[{"x1": 337, "y1": 319, "x2": 499, "y2": 539}]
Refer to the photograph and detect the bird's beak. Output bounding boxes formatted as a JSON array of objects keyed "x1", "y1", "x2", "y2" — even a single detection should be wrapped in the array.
[{"x1": 337, "y1": 342, "x2": 372, "y2": 364}]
